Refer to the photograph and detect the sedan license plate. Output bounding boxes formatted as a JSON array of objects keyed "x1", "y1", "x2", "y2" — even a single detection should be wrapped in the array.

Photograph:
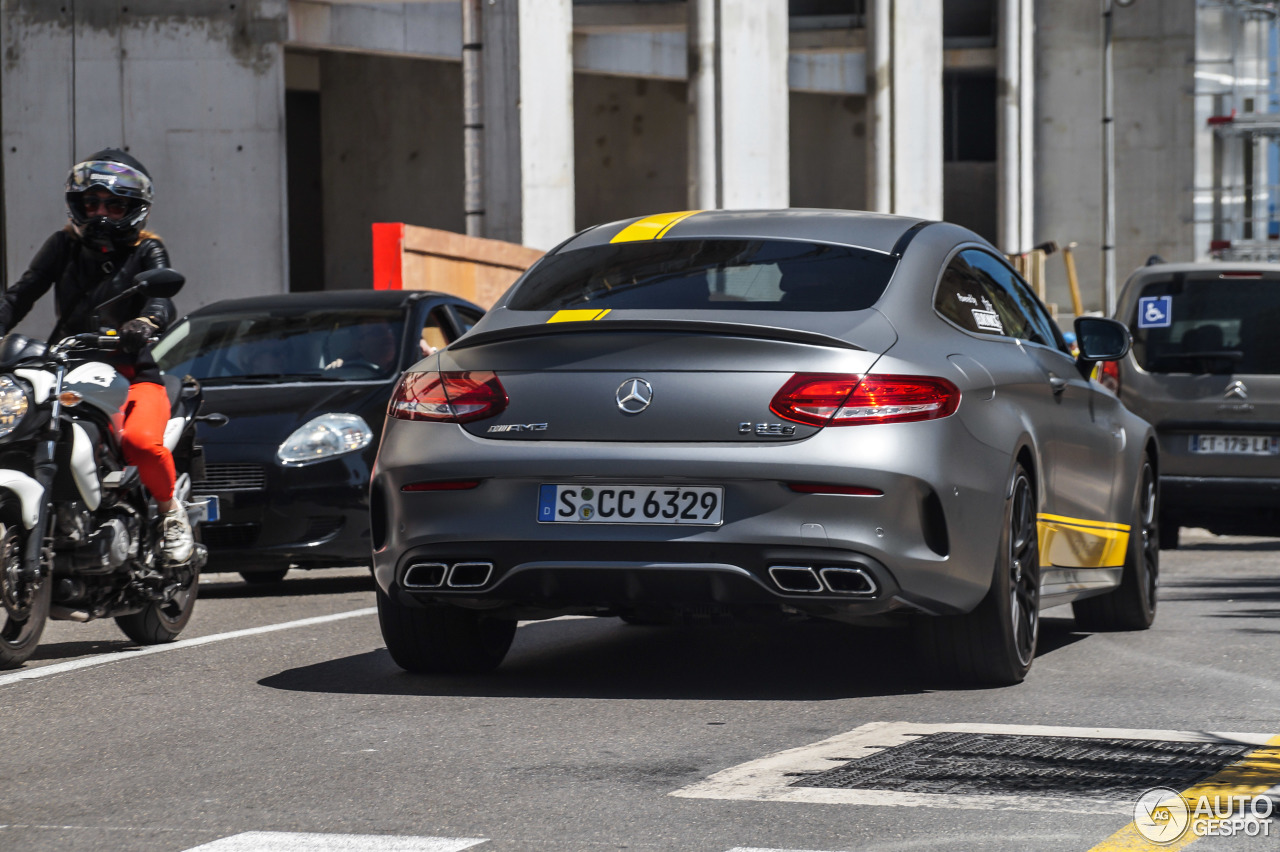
[
  {"x1": 538, "y1": 484, "x2": 723, "y2": 525},
  {"x1": 1190, "y1": 434, "x2": 1279, "y2": 455}
]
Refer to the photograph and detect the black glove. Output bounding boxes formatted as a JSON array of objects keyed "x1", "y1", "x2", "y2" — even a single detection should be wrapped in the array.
[{"x1": 120, "y1": 317, "x2": 159, "y2": 353}]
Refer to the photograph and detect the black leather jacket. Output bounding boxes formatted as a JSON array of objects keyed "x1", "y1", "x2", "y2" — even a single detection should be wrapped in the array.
[{"x1": 0, "y1": 227, "x2": 178, "y2": 384}]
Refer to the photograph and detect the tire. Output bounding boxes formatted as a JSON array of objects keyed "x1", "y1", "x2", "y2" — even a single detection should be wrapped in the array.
[
  {"x1": 915, "y1": 463, "x2": 1040, "y2": 686},
  {"x1": 241, "y1": 569, "x2": 289, "y2": 584},
  {"x1": 1073, "y1": 457, "x2": 1158, "y2": 631},
  {"x1": 1157, "y1": 508, "x2": 1179, "y2": 550},
  {"x1": 0, "y1": 520, "x2": 50, "y2": 670},
  {"x1": 377, "y1": 586, "x2": 515, "y2": 674},
  {"x1": 116, "y1": 575, "x2": 198, "y2": 644}
]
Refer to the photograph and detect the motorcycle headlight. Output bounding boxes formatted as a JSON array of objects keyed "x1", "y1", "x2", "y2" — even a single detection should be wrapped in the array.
[
  {"x1": 277, "y1": 413, "x2": 373, "y2": 466},
  {"x1": 0, "y1": 375, "x2": 30, "y2": 439}
]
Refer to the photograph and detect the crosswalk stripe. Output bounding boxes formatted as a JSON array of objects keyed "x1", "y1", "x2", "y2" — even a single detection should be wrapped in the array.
[{"x1": 182, "y1": 832, "x2": 487, "y2": 851}]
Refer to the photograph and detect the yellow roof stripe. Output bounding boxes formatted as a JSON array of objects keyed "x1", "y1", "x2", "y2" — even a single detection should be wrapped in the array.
[
  {"x1": 610, "y1": 210, "x2": 703, "y2": 243},
  {"x1": 547, "y1": 308, "x2": 611, "y2": 323}
]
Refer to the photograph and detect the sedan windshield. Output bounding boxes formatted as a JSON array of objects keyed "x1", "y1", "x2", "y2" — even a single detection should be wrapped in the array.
[
  {"x1": 152, "y1": 308, "x2": 405, "y2": 382},
  {"x1": 508, "y1": 238, "x2": 897, "y2": 312}
]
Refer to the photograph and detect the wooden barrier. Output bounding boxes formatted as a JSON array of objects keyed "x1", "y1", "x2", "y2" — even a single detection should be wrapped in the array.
[{"x1": 371, "y1": 223, "x2": 544, "y2": 309}]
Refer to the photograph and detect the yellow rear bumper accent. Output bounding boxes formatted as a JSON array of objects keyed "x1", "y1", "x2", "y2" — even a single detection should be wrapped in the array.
[
  {"x1": 1037, "y1": 513, "x2": 1131, "y2": 569},
  {"x1": 610, "y1": 210, "x2": 703, "y2": 243}
]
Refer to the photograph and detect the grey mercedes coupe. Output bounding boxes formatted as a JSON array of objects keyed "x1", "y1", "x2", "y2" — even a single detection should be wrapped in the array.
[{"x1": 370, "y1": 209, "x2": 1158, "y2": 685}]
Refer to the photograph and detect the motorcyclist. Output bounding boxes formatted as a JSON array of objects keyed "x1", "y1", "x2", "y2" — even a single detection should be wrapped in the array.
[{"x1": 0, "y1": 148, "x2": 194, "y2": 564}]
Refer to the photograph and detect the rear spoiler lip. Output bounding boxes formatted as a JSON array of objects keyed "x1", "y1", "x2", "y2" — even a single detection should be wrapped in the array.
[{"x1": 448, "y1": 319, "x2": 866, "y2": 352}]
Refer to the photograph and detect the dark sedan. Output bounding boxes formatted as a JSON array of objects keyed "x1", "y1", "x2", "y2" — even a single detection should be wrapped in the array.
[{"x1": 152, "y1": 289, "x2": 484, "y2": 582}]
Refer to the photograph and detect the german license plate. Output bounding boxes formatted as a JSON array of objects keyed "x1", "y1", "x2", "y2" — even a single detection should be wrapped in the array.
[
  {"x1": 1190, "y1": 434, "x2": 1279, "y2": 455},
  {"x1": 537, "y1": 484, "x2": 724, "y2": 525}
]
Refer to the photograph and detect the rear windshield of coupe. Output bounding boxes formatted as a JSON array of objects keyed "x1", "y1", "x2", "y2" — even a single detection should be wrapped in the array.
[
  {"x1": 507, "y1": 238, "x2": 898, "y2": 312},
  {"x1": 1131, "y1": 277, "x2": 1280, "y2": 374}
]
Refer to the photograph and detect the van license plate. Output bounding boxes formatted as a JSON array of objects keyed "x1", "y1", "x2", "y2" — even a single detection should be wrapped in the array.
[
  {"x1": 538, "y1": 484, "x2": 723, "y2": 525},
  {"x1": 1190, "y1": 434, "x2": 1279, "y2": 455}
]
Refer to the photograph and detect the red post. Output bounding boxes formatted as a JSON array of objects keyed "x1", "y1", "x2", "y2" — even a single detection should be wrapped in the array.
[{"x1": 371, "y1": 222, "x2": 406, "y2": 290}]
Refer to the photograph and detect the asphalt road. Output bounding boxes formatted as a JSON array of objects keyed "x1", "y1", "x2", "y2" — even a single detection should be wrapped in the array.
[{"x1": 1, "y1": 530, "x2": 1278, "y2": 852}]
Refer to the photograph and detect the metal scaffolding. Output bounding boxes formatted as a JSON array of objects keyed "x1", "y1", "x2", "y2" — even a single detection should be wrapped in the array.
[{"x1": 1198, "y1": 0, "x2": 1280, "y2": 260}]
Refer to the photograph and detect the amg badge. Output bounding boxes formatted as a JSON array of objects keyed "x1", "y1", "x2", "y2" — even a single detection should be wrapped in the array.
[{"x1": 487, "y1": 423, "x2": 548, "y2": 433}]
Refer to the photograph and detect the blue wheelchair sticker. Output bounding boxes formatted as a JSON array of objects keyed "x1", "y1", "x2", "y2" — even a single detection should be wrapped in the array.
[{"x1": 1137, "y1": 295, "x2": 1172, "y2": 328}]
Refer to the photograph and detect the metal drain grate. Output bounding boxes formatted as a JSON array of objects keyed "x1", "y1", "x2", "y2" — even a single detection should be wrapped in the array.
[{"x1": 788, "y1": 732, "x2": 1253, "y2": 797}]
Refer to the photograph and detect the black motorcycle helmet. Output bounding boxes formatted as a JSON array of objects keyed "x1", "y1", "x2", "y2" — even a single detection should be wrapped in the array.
[{"x1": 64, "y1": 148, "x2": 153, "y2": 252}]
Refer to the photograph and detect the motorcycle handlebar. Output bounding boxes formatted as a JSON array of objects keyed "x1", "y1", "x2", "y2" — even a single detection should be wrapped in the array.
[{"x1": 56, "y1": 332, "x2": 123, "y2": 354}]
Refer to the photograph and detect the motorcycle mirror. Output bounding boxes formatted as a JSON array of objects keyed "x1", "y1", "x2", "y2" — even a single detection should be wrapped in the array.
[
  {"x1": 133, "y1": 268, "x2": 185, "y2": 298},
  {"x1": 95, "y1": 268, "x2": 186, "y2": 312}
]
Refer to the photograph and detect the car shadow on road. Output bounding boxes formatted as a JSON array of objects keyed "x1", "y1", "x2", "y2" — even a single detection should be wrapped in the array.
[
  {"x1": 1177, "y1": 539, "x2": 1280, "y2": 552},
  {"x1": 198, "y1": 572, "x2": 375, "y2": 599},
  {"x1": 259, "y1": 614, "x2": 1087, "y2": 701},
  {"x1": 1161, "y1": 576, "x2": 1280, "y2": 608}
]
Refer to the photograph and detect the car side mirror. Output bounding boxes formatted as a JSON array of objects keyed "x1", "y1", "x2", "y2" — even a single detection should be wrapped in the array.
[{"x1": 1074, "y1": 316, "x2": 1131, "y2": 362}]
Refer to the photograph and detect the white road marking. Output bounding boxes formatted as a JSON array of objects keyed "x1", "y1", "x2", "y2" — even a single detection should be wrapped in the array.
[
  {"x1": 672, "y1": 721, "x2": 1278, "y2": 814},
  {"x1": 183, "y1": 833, "x2": 486, "y2": 851},
  {"x1": 727, "y1": 848, "x2": 847, "y2": 851},
  {"x1": 0, "y1": 607, "x2": 376, "y2": 688}
]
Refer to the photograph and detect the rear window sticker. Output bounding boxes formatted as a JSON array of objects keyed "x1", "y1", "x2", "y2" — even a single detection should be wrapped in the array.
[
  {"x1": 972, "y1": 309, "x2": 1004, "y2": 333},
  {"x1": 956, "y1": 293, "x2": 978, "y2": 305},
  {"x1": 1138, "y1": 295, "x2": 1172, "y2": 328}
]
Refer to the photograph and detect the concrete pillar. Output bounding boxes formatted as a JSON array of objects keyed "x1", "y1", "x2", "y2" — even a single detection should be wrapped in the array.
[
  {"x1": 998, "y1": 0, "x2": 1034, "y2": 253},
  {"x1": 687, "y1": 0, "x2": 789, "y2": 210},
  {"x1": 482, "y1": 0, "x2": 575, "y2": 250},
  {"x1": 865, "y1": 0, "x2": 944, "y2": 219}
]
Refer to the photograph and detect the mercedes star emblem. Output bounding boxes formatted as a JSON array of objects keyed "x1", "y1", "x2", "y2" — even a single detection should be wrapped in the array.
[{"x1": 616, "y1": 378, "x2": 654, "y2": 414}]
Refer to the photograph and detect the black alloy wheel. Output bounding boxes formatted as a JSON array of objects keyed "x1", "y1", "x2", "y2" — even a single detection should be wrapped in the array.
[
  {"x1": 1006, "y1": 470, "x2": 1040, "y2": 670},
  {"x1": 915, "y1": 463, "x2": 1040, "y2": 686},
  {"x1": 1073, "y1": 457, "x2": 1158, "y2": 631}
]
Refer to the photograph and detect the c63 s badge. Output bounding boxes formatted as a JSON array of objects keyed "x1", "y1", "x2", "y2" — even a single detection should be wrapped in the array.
[
  {"x1": 488, "y1": 423, "x2": 548, "y2": 433},
  {"x1": 740, "y1": 422, "x2": 796, "y2": 436}
]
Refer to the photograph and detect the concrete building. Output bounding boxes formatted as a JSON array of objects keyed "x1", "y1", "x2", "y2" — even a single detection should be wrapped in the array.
[{"x1": 0, "y1": 0, "x2": 1270, "y2": 333}]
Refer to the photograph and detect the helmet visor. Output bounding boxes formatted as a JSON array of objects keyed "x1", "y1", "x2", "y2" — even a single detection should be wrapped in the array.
[{"x1": 66, "y1": 160, "x2": 153, "y2": 202}]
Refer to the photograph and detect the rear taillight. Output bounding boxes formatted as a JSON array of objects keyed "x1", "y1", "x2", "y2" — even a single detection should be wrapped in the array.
[
  {"x1": 1098, "y1": 360, "x2": 1121, "y2": 394},
  {"x1": 770, "y1": 373, "x2": 960, "y2": 427},
  {"x1": 388, "y1": 370, "x2": 508, "y2": 423}
]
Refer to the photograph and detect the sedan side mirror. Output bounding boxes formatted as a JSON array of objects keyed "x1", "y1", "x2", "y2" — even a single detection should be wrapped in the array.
[{"x1": 1074, "y1": 316, "x2": 1131, "y2": 362}]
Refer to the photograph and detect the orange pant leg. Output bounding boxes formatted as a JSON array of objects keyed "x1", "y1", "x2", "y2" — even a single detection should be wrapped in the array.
[{"x1": 120, "y1": 381, "x2": 176, "y2": 503}]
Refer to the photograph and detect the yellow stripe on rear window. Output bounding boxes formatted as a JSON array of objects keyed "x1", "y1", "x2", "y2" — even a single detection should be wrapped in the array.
[
  {"x1": 610, "y1": 210, "x2": 703, "y2": 243},
  {"x1": 546, "y1": 309, "x2": 612, "y2": 323}
]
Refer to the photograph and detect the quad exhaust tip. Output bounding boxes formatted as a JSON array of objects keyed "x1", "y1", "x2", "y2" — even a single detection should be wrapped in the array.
[
  {"x1": 403, "y1": 562, "x2": 448, "y2": 589},
  {"x1": 768, "y1": 564, "x2": 878, "y2": 596},
  {"x1": 403, "y1": 561, "x2": 495, "y2": 589},
  {"x1": 447, "y1": 561, "x2": 494, "y2": 588}
]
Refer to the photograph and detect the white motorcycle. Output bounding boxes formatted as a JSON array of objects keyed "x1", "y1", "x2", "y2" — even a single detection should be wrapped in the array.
[{"x1": 0, "y1": 269, "x2": 218, "y2": 668}]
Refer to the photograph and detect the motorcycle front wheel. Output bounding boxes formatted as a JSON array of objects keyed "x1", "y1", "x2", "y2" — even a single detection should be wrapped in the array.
[
  {"x1": 0, "y1": 515, "x2": 51, "y2": 669},
  {"x1": 115, "y1": 574, "x2": 198, "y2": 644}
]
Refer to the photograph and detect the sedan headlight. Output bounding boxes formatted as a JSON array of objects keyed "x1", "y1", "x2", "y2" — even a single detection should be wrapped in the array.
[
  {"x1": 277, "y1": 413, "x2": 373, "y2": 466},
  {"x1": 0, "y1": 375, "x2": 30, "y2": 439}
]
